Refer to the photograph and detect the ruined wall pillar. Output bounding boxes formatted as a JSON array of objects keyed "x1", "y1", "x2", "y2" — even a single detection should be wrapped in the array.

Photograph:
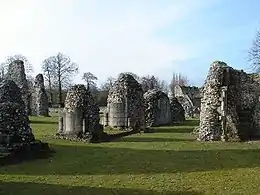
[
  {"x1": 6, "y1": 60, "x2": 30, "y2": 115},
  {"x1": 57, "y1": 84, "x2": 103, "y2": 142},
  {"x1": 107, "y1": 73, "x2": 145, "y2": 130}
]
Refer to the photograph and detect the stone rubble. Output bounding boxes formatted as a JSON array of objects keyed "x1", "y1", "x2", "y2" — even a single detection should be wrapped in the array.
[
  {"x1": 197, "y1": 61, "x2": 260, "y2": 141},
  {"x1": 105, "y1": 73, "x2": 145, "y2": 130},
  {"x1": 169, "y1": 97, "x2": 185, "y2": 124},
  {"x1": 57, "y1": 84, "x2": 104, "y2": 143},
  {"x1": 5, "y1": 60, "x2": 31, "y2": 115},
  {"x1": 174, "y1": 85, "x2": 201, "y2": 118},
  {"x1": 31, "y1": 74, "x2": 49, "y2": 117},
  {"x1": 0, "y1": 80, "x2": 50, "y2": 164},
  {"x1": 144, "y1": 89, "x2": 172, "y2": 127}
]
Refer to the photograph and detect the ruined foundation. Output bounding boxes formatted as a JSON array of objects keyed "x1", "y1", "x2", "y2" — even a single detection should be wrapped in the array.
[
  {"x1": 0, "y1": 80, "x2": 50, "y2": 165},
  {"x1": 56, "y1": 84, "x2": 105, "y2": 143},
  {"x1": 174, "y1": 85, "x2": 201, "y2": 118},
  {"x1": 5, "y1": 60, "x2": 31, "y2": 115},
  {"x1": 31, "y1": 74, "x2": 49, "y2": 117},
  {"x1": 144, "y1": 89, "x2": 172, "y2": 127},
  {"x1": 169, "y1": 97, "x2": 185, "y2": 124},
  {"x1": 105, "y1": 73, "x2": 145, "y2": 131},
  {"x1": 197, "y1": 61, "x2": 260, "y2": 142}
]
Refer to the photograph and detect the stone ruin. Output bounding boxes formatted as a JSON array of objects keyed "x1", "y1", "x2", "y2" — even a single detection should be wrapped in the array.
[
  {"x1": 57, "y1": 84, "x2": 104, "y2": 143},
  {"x1": 169, "y1": 96, "x2": 185, "y2": 124},
  {"x1": 197, "y1": 61, "x2": 260, "y2": 142},
  {"x1": 0, "y1": 80, "x2": 49, "y2": 164},
  {"x1": 104, "y1": 73, "x2": 145, "y2": 131},
  {"x1": 174, "y1": 85, "x2": 201, "y2": 118},
  {"x1": 30, "y1": 74, "x2": 49, "y2": 117},
  {"x1": 5, "y1": 60, "x2": 31, "y2": 115},
  {"x1": 144, "y1": 89, "x2": 172, "y2": 127}
]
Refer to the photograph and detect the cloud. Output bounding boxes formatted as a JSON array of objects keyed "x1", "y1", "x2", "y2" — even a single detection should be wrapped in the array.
[{"x1": 0, "y1": 0, "x2": 217, "y2": 86}]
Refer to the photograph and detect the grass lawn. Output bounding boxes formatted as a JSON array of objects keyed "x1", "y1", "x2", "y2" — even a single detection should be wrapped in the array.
[{"x1": 1, "y1": 117, "x2": 260, "y2": 195}]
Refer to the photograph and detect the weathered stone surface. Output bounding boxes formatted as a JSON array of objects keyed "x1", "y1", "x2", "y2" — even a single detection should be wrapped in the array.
[
  {"x1": 144, "y1": 89, "x2": 172, "y2": 127},
  {"x1": 0, "y1": 80, "x2": 50, "y2": 165},
  {"x1": 5, "y1": 60, "x2": 30, "y2": 115},
  {"x1": 197, "y1": 61, "x2": 260, "y2": 141},
  {"x1": 31, "y1": 74, "x2": 49, "y2": 116},
  {"x1": 0, "y1": 102, "x2": 33, "y2": 143},
  {"x1": 0, "y1": 80, "x2": 33, "y2": 144},
  {"x1": 174, "y1": 85, "x2": 201, "y2": 118},
  {"x1": 169, "y1": 97, "x2": 185, "y2": 123},
  {"x1": 106, "y1": 73, "x2": 145, "y2": 130},
  {"x1": 57, "y1": 84, "x2": 103, "y2": 142}
]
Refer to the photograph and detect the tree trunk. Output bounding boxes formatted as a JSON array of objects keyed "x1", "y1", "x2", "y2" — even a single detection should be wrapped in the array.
[
  {"x1": 57, "y1": 60, "x2": 63, "y2": 108},
  {"x1": 48, "y1": 83, "x2": 53, "y2": 105},
  {"x1": 46, "y1": 68, "x2": 53, "y2": 105},
  {"x1": 58, "y1": 77, "x2": 62, "y2": 108}
]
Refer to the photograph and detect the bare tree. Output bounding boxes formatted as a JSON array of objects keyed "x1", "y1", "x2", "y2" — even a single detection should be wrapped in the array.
[
  {"x1": 169, "y1": 72, "x2": 189, "y2": 92},
  {"x1": 1, "y1": 54, "x2": 34, "y2": 77},
  {"x1": 100, "y1": 76, "x2": 116, "y2": 91},
  {"x1": 158, "y1": 79, "x2": 169, "y2": 93},
  {"x1": 41, "y1": 52, "x2": 79, "y2": 107},
  {"x1": 174, "y1": 72, "x2": 189, "y2": 86},
  {"x1": 82, "y1": 72, "x2": 98, "y2": 89},
  {"x1": 42, "y1": 59, "x2": 55, "y2": 104},
  {"x1": 249, "y1": 30, "x2": 260, "y2": 72},
  {"x1": 140, "y1": 75, "x2": 157, "y2": 92},
  {"x1": 121, "y1": 72, "x2": 140, "y2": 81},
  {"x1": 82, "y1": 72, "x2": 99, "y2": 100},
  {"x1": 140, "y1": 75, "x2": 168, "y2": 93}
]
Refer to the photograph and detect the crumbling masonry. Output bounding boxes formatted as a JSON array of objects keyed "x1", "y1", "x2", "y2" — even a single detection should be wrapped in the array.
[
  {"x1": 0, "y1": 80, "x2": 50, "y2": 164},
  {"x1": 144, "y1": 89, "x2": 172, "y2": 127},
  {"x1": 5, "y1": 60, "x2": 31, "y2": 115},
  {"x1": 197, "y1": 61, "x2": 260, "y2": 141},
  {"x1": 174, "y1": 85, "x2": 201, "y2": 118},
  {"x1": 31, "y1": 74, "x2": 49, "y2": 116},
  {"x1": 104, "y1": 73, "x2": 145, "y2": 130},
  {"x1": 57, "y1": 84, "x2": 104, "y2": 142}
]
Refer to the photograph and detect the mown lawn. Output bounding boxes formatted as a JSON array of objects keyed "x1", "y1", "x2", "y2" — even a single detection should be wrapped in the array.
[{"x1": 1, "y1": 117, "x2": 260, "y2": 195}]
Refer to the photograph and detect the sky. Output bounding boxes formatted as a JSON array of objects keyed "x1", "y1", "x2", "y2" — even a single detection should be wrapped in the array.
[{"x1": 0, "y1": 0, "x2": 259, "y2": 87}]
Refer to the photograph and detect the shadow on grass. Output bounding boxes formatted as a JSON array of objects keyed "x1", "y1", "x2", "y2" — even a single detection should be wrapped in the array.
[
  {"x1": 2, "y1": 144, "x2": 260, "y2": 175},
  {"x1": 154, "y1": 127, "x2": 194, "y2": 133},
  {"x1": 153, "y1": 120, "x2": 199, "y2": 134},
  {"x1": 0, "y1": 142, "x2": 54, "y2": 166},
  {"x1": 104, "y1": 130, "x2": 140, "y2": 142},
  {"x1": 183, "y1": 120, "x2": 200, "y2": 126},
  {"x1": 116, "y1": 136, "x2": 195, "y2": 142},
  {"x1": 0, "y1": 181, "x2": 202, "y2": 195},
  {"x1": 30, "y1": 120, "x2": 58, "y2": 125}
]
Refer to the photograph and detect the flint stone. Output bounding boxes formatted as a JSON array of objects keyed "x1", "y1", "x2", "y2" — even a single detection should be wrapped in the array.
[
  {"x1": 174, "y1": 85, "x2": 201, "y2": 118},
  {"x1": 58, "y1": 84, "x2": 103, "y2": 142},
  {"x1": 0, "y1": 80, "x2": 34, "y2": 145},
  {"x1": 106, "y1": 73, "x2": 145, "y2": 130},
  {"x1": 144, "y1": 89, "x2": 172, "y2": 127},
  {"x1": 0, "y1": 80, "x2": 50, "y2": 165},
  {"x1": 31, "y1": 74, "x2": 49, "y2": 116},
  {"x1": 169, "y1": 97, "x2": 185, "y2": 123},
  {"x1": 197, "y1": 61, "x2": 260, "y2": 141},
  {"x1": 5, "y1": 60, "x2": 30, "y2": 115}
]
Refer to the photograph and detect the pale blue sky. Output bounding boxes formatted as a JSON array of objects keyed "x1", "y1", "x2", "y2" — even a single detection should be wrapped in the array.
[{"x1": 0, "y1": 0, "x2": 259, "y2": 87}]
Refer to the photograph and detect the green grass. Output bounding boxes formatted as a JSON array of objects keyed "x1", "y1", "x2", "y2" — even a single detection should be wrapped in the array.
[{"x1": 1, "y1": 117, "x2": 260, "y2": 195}]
